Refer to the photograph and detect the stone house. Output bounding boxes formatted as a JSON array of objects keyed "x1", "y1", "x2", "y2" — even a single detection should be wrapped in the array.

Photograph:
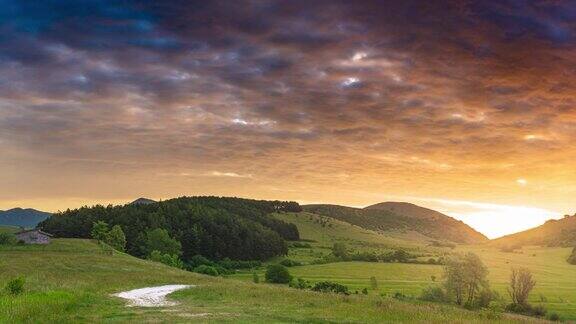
[{"x1": 15, "y1": 229, "x2": 53, "y2": 244}]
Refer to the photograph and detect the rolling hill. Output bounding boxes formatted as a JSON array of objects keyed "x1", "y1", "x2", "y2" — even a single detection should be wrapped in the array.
[
  {"x1": 491, "y1": 214, "x2": 576, "y2": 247},
  {"x1": 0, "y1": 208, "x2": 51, "y2": 228},
  {"x1": 303, "y1": 202, "x2": 487, "y2": 244},
  {"x1": 0, "y1": 238, "x2": 527, "y2": 323}
]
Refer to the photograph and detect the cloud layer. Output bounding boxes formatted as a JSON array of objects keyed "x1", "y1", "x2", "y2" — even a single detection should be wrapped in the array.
[{"x1": 1, "y1": 0, "x2": 576, "y2": 218}]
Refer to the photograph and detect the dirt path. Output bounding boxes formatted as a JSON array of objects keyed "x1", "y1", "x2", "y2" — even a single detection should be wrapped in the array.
[{"x1": 113, "y1": 284, "x2": 194, "y2": 307}]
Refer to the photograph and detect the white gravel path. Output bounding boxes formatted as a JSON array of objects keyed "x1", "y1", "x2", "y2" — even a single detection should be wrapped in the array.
[{"x1": 113, "y1": 284, "x2": 194, "y2": 307}]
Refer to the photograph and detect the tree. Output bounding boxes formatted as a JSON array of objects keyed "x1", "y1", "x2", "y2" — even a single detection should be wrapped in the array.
[
  {"x1": 91, "y1": 221, "x2": 109, "y2": 241},
  {"x1": 332, "y1": 242, "x2": 348, "y2": 259},
  {"x1": 141, "y1": 228, "x2": 182, "y2": 256},
  {"x1": 508, "y1": 268, "x2": 536, "y2": 306},
  {"x1": 107, "y1": 225, "x2": 126, "y2": 252},
  {"x1": 443, "y1": 252, "x2": 488, "y2": 306},
  {"x1": 568, "y1": 247, "x2": 576, "y2": 265},
  {"x1": 265, "y1": 264, "x2": 291, "y2": 283}
]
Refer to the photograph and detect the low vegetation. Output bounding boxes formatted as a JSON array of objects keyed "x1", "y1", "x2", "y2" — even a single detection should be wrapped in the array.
[{"x1": 568, "y1": 247, "x2": 576, "y2": 265}]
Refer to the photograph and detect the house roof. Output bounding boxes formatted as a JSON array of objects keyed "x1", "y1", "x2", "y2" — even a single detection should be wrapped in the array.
[{"x1": 15, "y1": 229, "x2": 53, "y2": 237}]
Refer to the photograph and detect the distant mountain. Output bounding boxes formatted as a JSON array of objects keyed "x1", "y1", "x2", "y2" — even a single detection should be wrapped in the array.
[
  {"x1": 491, "y1": 214, "x2": 576, "y2": 247},
  {"x1": 129, "y1": 198, "x2": 157, "y2": 205},
  {"x1": 303, "y1": 202, "x2": 488, "y2": 244},
  {"x1": 0, "y1": 208, "x2": 52, "y2": 228}
]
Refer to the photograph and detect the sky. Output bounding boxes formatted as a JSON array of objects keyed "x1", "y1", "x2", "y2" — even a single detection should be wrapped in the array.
[{"x1": 1, "y1": 0, "x2": 576, "y2": 238}]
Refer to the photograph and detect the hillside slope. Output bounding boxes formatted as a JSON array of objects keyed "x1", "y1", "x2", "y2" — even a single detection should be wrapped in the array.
[
  {"x1": 0, "y1": 208, "x2": 51, "y2": 228},
  {"x1": 0, "y1": 238, "x2": 526, "y2": 323},
  {"x1": 492, "y1": 214, "x2": 576, "y2": 247},
  {"x1": 304, "y1": 203, "x2": 487, "y2": 244}
]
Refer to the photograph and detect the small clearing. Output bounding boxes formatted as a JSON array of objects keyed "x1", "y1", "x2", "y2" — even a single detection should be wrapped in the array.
[{"x1": 113, "y1": 284, "x2": 193, "y2": 307}]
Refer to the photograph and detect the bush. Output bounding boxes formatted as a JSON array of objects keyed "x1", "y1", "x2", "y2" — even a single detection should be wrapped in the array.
[
  {"x1": 361, "y1": 288, "x2": 368, "y2": 295},
  {"x1": 148, "y1": 250, "x2": 185, "y2": 269},
  {"x1": 289, "y1": 277, "x2": 310, "y2": 289},
  {"x1": 279, "y1": 259, "x2": 302, "y2": 267},
  {"x1": 5, "y1": 277, "x2": 25, "y2": 295},
  {"x1": 265, "y1": 264, "x2": 291, "y2": 283},
  {"x1": 0, "y1": 232, "x2": 17, "y2": 245},
  {"x1": 311, "y1": 281, "x2": 350, "y2": 295},
  {"x1": 187, "y1": 255, "x2": 214, "y2": 268},
  {"x1": 568, "y1": 247, "x2": 576, "y2": 265},
  {"x1": 505, "y1": 303, "x2": 547, "y2": 317},
  {"x1": 252, "y1": 272, "x2": 259, "y2": 283},
  {"x1": 420, "y1": 286, "x2": 449, "y2": 303},
  {"x1": 193, "y1": 265, "x2": 219, "y2": 276},
  {"x1": 547, "y1": 312, "x2": 561, "y2": 321}
]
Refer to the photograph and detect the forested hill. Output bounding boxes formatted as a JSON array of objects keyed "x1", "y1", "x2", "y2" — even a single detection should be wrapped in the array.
[
  {"x1": 303, "y1": 203, "x2": 487, "y2": 244},
  {"x1": 39, "y1": 196, "x2": 301, "y2": 261},
  {"x1": 491, "y1": 214, "x2": 576, "y2": 247}
]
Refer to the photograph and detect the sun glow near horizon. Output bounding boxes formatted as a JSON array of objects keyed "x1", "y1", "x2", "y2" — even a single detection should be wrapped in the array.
[{"x1": 408, "y1": 198, "x2": 562, "y2": 239}]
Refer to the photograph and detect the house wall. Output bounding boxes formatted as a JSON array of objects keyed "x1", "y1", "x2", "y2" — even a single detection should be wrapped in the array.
[{"x1": 15, "y1": 231, "x2": 50, "y2": 244}]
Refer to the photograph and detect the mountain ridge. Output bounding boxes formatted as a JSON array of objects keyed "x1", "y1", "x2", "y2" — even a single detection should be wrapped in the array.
[{"x1": 0, "y1": 208, "x2": 52, "y2": 228}]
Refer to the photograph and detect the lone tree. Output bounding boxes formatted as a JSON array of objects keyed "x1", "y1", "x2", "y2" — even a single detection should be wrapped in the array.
[
  {"x1": 508, "y1": 268, "x2": 536, "y2": 306},
  {"x1": 443, "y1": 252, "x2": 488, "y2": 306}
]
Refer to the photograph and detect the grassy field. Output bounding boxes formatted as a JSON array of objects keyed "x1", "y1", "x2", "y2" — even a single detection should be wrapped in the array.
[
  {"x1": 271, "y1": 212, "x2": 448, "y2": 263},
  {"x1": 0, "y1": 225, "x2": 18, "y2": 234},
  {"x1": 230, "y1": 212, "x2": 576, "y2": 321},
  {"x1": 0, "y1": 239, "x2": 540, "y2": 323}
]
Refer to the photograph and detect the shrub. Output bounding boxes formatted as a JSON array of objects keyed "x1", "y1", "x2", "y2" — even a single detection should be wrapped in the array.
[
  {"x1": 193, "y1": 265, "x2": 219, "y2": 276},
  {"x1": 505, "y1": 303, "x2": 547, "y2": 317},
  {"x1": 289, "y1": 277, "x2": 309, "y2": 289},
  {"x1": 252, "y1": 272, "x2": 259, "y2": 283},
  {"x1": 149, "y1": 250, "x2": 185, "y2": 269},
  {"x1": 332, "y1": 243, "x2": 348, "y2": 259},
  {"x1": 5, "y1": 277, "x2": 25, "y2": 295},
  {"x1": 311, "y1": 281, "x2": 350, "y2": 295},
  {"x1": 370, "y1": 276, "x2": 378, "y2": 289},
  {"x1": 279, "y1": 259, "x2": 302, "y2": 267},
  {"x1": 0, "y1": 232, "x2": 17, "y2": 245},
  {"x1": 361, "y1": 288, "x2": 368, "y2": 295},
  {"x1": 420, "y1": 286, "x2": 449, "y2": 303},
  {"x1": 547, "y1": 312, "x2": 560, "y2": 321},
  {"x1": 265, "y1": 264, "x2": 291, "y2": 283},
  {"x1": 187, "y1": 255, "x2": 214, "y2": 268},
  {"x1": 568, "y1": 247, "x2": 576, "y2": 265}
]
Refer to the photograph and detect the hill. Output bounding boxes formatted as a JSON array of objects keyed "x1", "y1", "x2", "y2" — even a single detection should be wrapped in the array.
[
  {"x1": 129, "y1": 197, "x2": 157, "y2": 205},
  {"x1": 303, "y1": 202, "x2": 487, "y2": 244},
  {"x1": 0, "y1": 208, "x2": 51, "y2": 228},
  {"x1": 491, "y1": 214, "x2": 576, "y2": 247},
  {"x1": 0, "y1": 238, "x2": 537, "y2": 323}
]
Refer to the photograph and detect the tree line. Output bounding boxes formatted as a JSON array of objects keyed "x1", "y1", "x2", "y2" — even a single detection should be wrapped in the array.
[{"x1": 39, "y1": 196, "x2": 301, "y2": 262}]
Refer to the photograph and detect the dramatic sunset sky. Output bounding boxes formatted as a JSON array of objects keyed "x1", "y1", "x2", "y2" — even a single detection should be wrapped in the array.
[{"x1": 1, "y1": 1, "x2": 575, "y2": 238}]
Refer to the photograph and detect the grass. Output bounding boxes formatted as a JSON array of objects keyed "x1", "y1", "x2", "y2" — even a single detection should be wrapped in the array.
[
  {"x1": 0, "y1": 239, "x2": 540, "y2": 323},
  {"x1": 271, "y1": 212, "x2": 447, "y2": 263},
  {"x1": 0, "y1": 225, "x2": 19, "y2": 234},
  {"x1": 231, "y1": 212, "x2": 576, "y2": 321}
]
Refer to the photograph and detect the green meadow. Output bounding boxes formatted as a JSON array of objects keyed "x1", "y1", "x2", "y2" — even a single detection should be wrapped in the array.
[
  {"x1": 0, "y1": 238, "x2": 542, "y2": 323},
  {"x1": 232, "y1": 212, "x2": 576, "y2": 320}
]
